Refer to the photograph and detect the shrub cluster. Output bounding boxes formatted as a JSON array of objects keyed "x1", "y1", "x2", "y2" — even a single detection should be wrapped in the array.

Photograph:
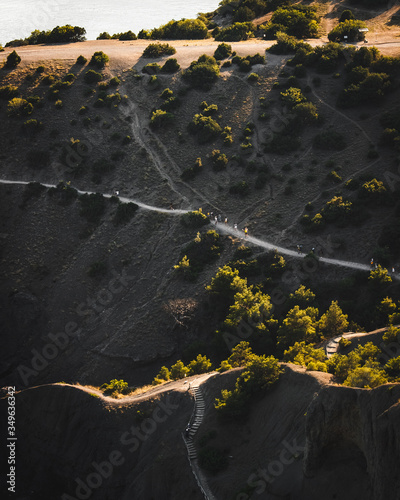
[
  {"x1": 175, "y1": 229, "x2": 222, "y2": 279},
  {"x1": 215, "y1": 22, "x2": 255, "y2": 42},
  {"x1": 151, "y1": 19, "x2": 209, "y2": 40},
  {"x1": 97, "y1": 30, "x2": 137, "y2": 40},
  {"x1": 142, "y1": 43, "x2": 176, "y2": 58},
  {"x1": 261, "y1": 5, "x2": 320, "y2": 39},
  {"x1": 183, "y1": 54, "x2": 220, "y2": 90},
  {"x1": 6, "y1": 25, "x2": 86, "y2": 47},
  {"x1": 188, "y1": 113, "x2": 222, "y2": 143}
]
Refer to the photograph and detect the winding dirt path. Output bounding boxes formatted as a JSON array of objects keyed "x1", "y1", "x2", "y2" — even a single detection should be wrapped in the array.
[{"x1": 2, "y1": 177, "x2": 398, "y2": 280}]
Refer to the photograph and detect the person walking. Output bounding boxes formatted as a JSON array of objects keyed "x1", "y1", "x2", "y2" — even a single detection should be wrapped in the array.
[
  {"x1": 244, "y1": 227, "x2": 248, "y2": 239},
  {"x1": 234, "y1": 223, "x2": 238, "y2": 231}
]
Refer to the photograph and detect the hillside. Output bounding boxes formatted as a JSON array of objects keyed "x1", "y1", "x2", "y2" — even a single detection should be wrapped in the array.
[
  {"x1": 1, "y1": 1, "x2": 400, "y2": 499},
  {"x1": 1, "y1": 366, "x2": 400, "y2": 499}
]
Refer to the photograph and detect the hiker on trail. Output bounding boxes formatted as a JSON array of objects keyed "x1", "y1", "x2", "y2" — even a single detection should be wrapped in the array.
[
  {"x1": 115, "y1": 190, "x2": 119, "y2": 196},
  {"x1": 297, "y1": 245, "x2": 301, "y2": 254},
  {"x1": 169, "y1": 203, "x2": 174, "y2": 210},
  {"x1": 244, "y1": 227, "x2": 248, "y2": 238},
  {"x1": 311, "y1": 247, "x2": 315, "y2": 254},
  {"x1": 371, "y1": 258, "x2": 374, "y2": 266},
  {"x1": 234, "y1": 223, "x2": 238, "y2": 231},
  {"x1": 214, "y1": 216, "x2": 218, "y2": 225},
  {"x1": 392, "y1": 267, "x2": 396, "y2": 274},
  {"x1": 218, "y1": 214, "x2": 222, "y2": 223},
  {"x1": 224, "y1": 217, "x2": 228, "y2": 224}
]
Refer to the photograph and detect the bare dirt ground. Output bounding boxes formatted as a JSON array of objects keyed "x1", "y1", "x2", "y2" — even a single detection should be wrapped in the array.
[{"x1": 1, "y1": 34, "x2": 400, "y2": 73}]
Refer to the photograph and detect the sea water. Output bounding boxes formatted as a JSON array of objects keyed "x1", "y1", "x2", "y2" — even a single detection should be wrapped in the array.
[{"x1": 0, "y1": 0, "x2": 221, "y2": 45}]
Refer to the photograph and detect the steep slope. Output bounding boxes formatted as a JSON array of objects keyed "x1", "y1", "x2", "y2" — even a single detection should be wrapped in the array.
[{"x1": 2, "y1": 366, "x2": 400, "y2": 499}]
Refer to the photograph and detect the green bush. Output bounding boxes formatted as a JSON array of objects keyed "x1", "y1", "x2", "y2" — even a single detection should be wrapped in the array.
[
  {"x1": 42, "y1": 74, "x2": 55, "y2": 85},
  {"x1": 214, "y1": 43, "x2": 232, "y2": 60},
  {"x1": 142, "y1": 62, "x2": 161, "y2": 74},
  {"x1": 84, "y1": 69, "x2": 103, "y2": 84},
  {"x1": 263, "y1": 5, "x2": 320, "y2": 39},
  {"x1": 215, "y1": 22, "x2": 255, "y2": 42},
  {"x1": 215, "y1": 355, "x2": 282, "y2": 420},
  {"x1": 161, "y1": 88, "x2": 173, "y2": 99},
  {"x1": 280, "y1": 87, "x2": 306, "y2": 107},
  {"x1": 100, "y1": 379, "x2": 130, "y2": 396},
  {"x1": 338, "y1": 71, "x2": 391, "y2": 107},
  {"x1": 328, "y1": 19, "x2": 368, "y2": 42},
  {"x1": 292, "y1": 101, "x2": 319, "y2": 125},
  {"x1": 187, "y1": 354, "x2": 212, "y2": 375},
  {"x1": 339, "y1": 9, "x2": 355, "y2": 23},
  {"x1": 97, "y1": 32, "x2": 111, "y2": 40},
  {"x1": 170, "y1": 360, "x2": 189, "y2": 380},
  {"x1": 248, "y1": 72, "x2": 259, "y2": 82},
  {"x1": 211, "y1": 149, "x2": 228, "y2": 170},
  {"x1": 161, "y1": 58, "x2": 180, "y2": 73},
  {"x1": 160, "y1": 95, "x2": 180, "y2": 111},
  {"x1": 48, "y1": 182, "x2": 78, "y2": 203},
  {"x1": 114, "y1": 202, "x2": 139, "y2": 225},
  {"x1": 64, "y1": 73, "x2": 75, "y2": 82},
  {"x1": 0, "y1": 85, "x2": 18, "y2": 99},
  {"x1": 268, "y1": 32, "x2": 312, "y2": 55},
  {"x1": 23, "y1": 119, "x2": 43, "y2": 135},
  {"x1": 5, "y1": 50, "x2": 21, "y2": 68},
  {"x1": 76, "y1": 55, "x2": 87, "y2": 65},
  {"x1": 188, "y1": 114, "x2": 221, "y2": 143},
  {"x1": 151, "y1": 18, "x2": 208, "y2": 40},
  {"x1": 229, "y1": 181, "x2": 250, "y2": 196},
  {"x1": 90, "y1": 51, "x2": 109, "y2": 68},
  {"x1": 183, "y1": 55, "x2": 220, "y2": 90},
  {"x1": 180, "y1": 210, "x2": 209, "y2": 228},
  {"x1": 7, "y1": 98, "x2": 33, "y2": 117},
  {"x1": 150, "y1": 109, "x2": 174, "y2": 129},
  {"x1": 109, "y1": 76, "x2": 120, "y2": 86},
  {"x1": 118, "y1": 30, "x2": 137, "y2": 40},
  {"x1": 142, "y1": 43, "x2": 176, "y2": 58}
]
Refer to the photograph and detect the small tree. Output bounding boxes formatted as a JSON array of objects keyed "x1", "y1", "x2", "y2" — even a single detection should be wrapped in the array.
[
  {"x1": 152, "y1": 366, "x2": 171, "y2": 385},
  {"x1": 339, "y1": 9, "x2": 355, "y2": 23},
  {"x1": 277, "y1": 305, "x2": 318, "y2": 350},
  {"x1": 227, "y1": 341, "x2": 253, "y2": 367},
  {"x1": 90, "y1": 51, "x2": 109, "y2": 68},
  {"x1": 84, "y1": 69, "x2": 103, "y2": 84},
  {"x1": 187, "y1": 354, "x2": 212, "y2": 375},
  {"x1": 76, "y1": 55, "x2": 87, "y2": 65},
  {"x1": 318, "y1": 301, "x2": 349, "y2": 338},
  {"x1": 150, "y1": 109, "x2": 174, "y2": 129},
  {"x1": 369, "y1": 264, "x2": 392, "y2": 285},
  {"x1": 343, "y1": 364, "x2": 388, "y2": 388},
  {"x1": 5, "y1": 50, "x2": 21, "y2": 68},
  {"x1": 280, "y1": 87, "x2": 306, "y2": 108},
  {"x1": 161, "y1": 58, "x2": 180, "y2": 73},
  {"x1": 170, "y1": 360, "x2": 189, "y2": 380},
  {"x1": 214, "y1": 43, "x2": 232, "y2": 60},
  {"x1": 7, "y1": 98, "x2": 33, "y2": 117}
]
